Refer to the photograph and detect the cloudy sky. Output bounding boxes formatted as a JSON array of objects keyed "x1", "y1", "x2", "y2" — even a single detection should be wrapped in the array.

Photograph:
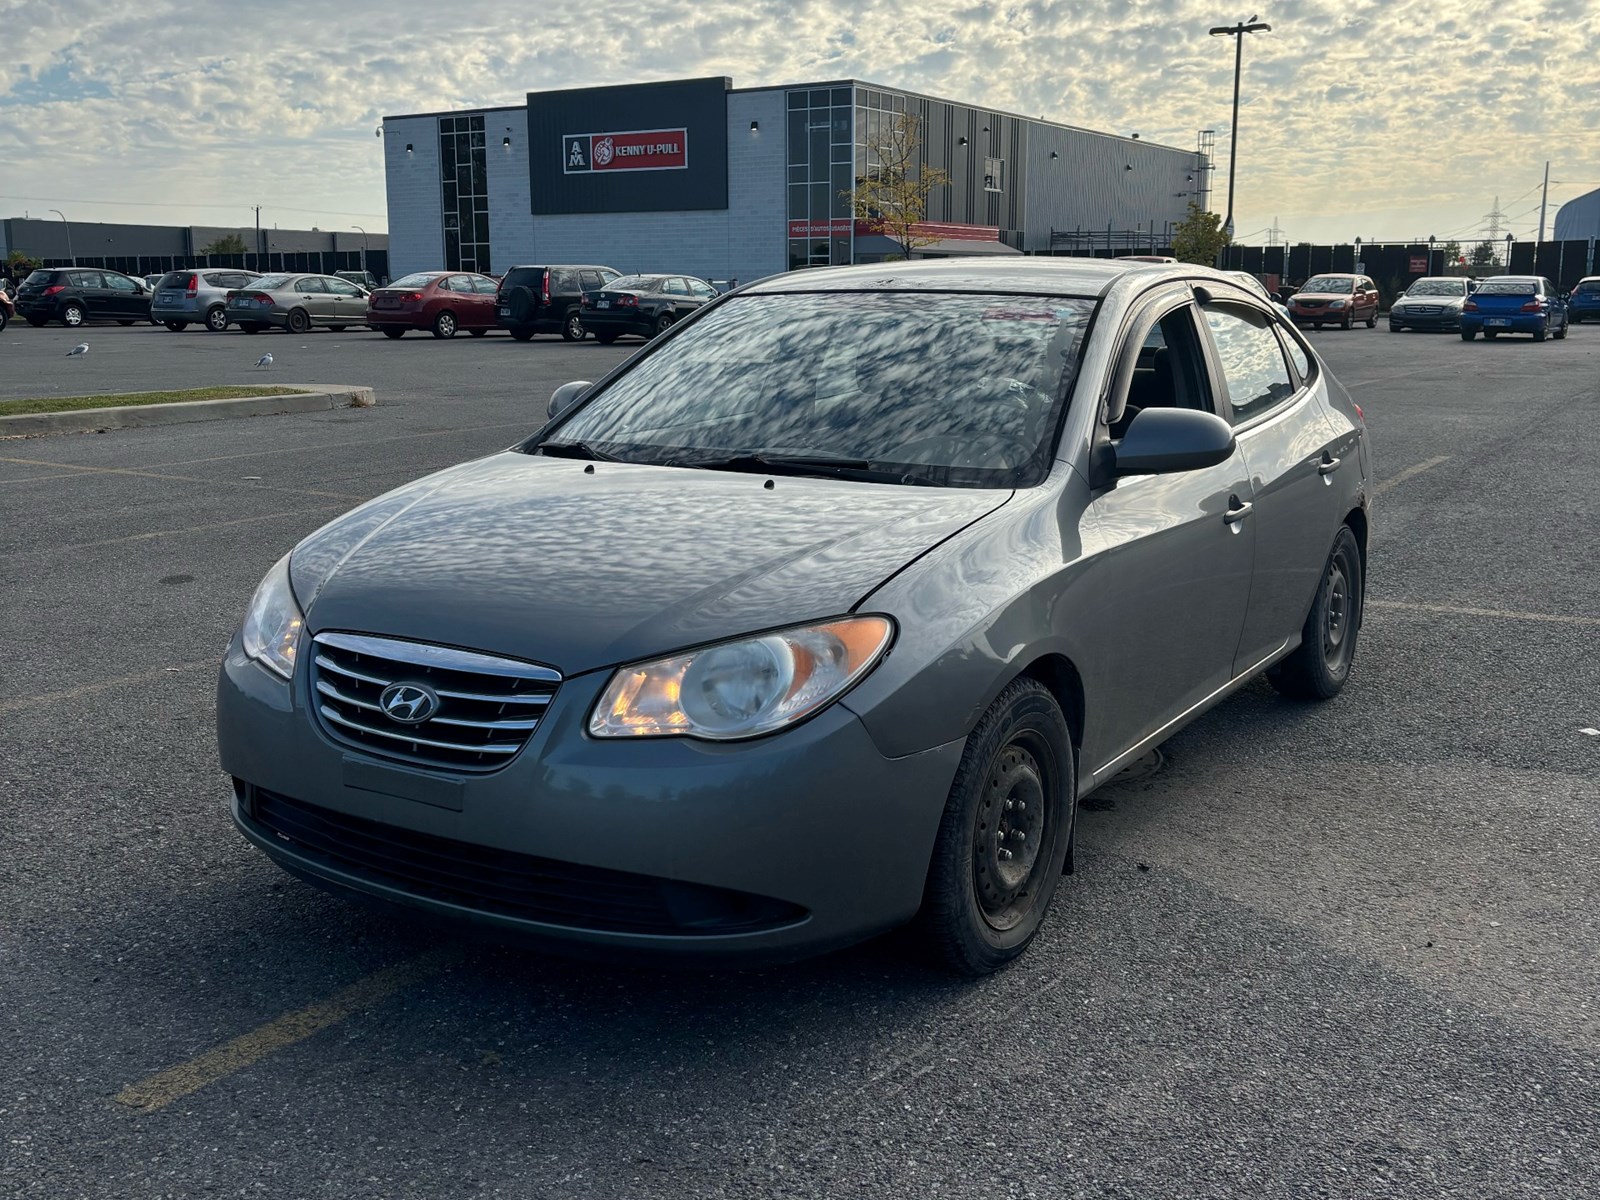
[{"x1": 4, "y1": 0, "x2": 1597, "y2": 247}]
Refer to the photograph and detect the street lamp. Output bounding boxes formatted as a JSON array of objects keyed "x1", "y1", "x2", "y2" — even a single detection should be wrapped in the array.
[
  {"x1": 1505, "y1": 232, "x2": 1514, "y2": 268},
  {"x1": 47, "y1": 208, "x2": 74, "y2": 266},
  {"x1": 352, "y1": 225, "x2": 369, "y2": 279},
  {"x1": 1209, "y1": 17, "x2": 1272, "y2": 240}
]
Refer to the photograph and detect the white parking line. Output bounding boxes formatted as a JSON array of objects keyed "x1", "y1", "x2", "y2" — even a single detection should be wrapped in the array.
[
  {"x1": 0, "y1": 659, "x2": 216, "y2": 716},
  {"x1": 1372, "y1": 455, "x2": 1450, "y2": 496},
  {"x1": 0, "y1": 455, "x2": 366, "y2": 501},
  {"x1": 1368, "y1": 599, "x2": 1600, "y2": 628}
]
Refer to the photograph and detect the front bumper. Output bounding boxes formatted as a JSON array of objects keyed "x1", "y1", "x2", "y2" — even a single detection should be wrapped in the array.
[
  {"x1": 217, "y1": 637, "x2": 963, "y2": 964},
  {"x1": 1389, "y1": 308, "x2": 1461, "y2": 330},
  {"x1": 1289, "y1": 306, "x2": 1350, "y2": 323}
]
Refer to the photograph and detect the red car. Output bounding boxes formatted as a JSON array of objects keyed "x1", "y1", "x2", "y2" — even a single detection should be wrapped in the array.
[{"x1": 366, "y1": 271, "x2": 500, "y2": 339}]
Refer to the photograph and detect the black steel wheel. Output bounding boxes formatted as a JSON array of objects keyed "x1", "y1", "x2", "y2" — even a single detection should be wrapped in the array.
[
  {"x1": 562, "y1": 311, "x2": 586, "y2": 341},
  {"x1": 206, "y1": 306, "x2": 229, "y2": 332},
  {"x1": 286, "y1": 308, "x2": 310, "y2": 334},
  {"x1": 919, "y1": 677, "x2": 1074, "y2": 976},
  {"x1": 1269, "y1": 524, "x2": 1363, "y2": 701}
]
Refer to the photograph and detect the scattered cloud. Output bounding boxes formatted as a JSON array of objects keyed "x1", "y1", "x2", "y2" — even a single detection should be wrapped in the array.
[{"x1": 1, "y1": 0, "x2": 1596, "y2": 244}]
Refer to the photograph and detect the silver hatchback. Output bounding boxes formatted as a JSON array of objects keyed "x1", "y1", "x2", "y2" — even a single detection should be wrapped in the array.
[{"x1": 151, "y1": 269, "x2": 261, "y2": 332}]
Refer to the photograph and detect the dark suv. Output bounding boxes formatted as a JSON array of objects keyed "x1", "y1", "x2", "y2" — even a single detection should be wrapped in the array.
[
  {"x1": 496, "y1": 264, "x2": 620, "y2": 341},
  {"x1": 15, "y1": 268, "x2": 152, "y2": 328}
]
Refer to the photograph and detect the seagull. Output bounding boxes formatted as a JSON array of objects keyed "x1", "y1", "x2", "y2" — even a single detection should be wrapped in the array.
[
  {"x1": 66, "y1": 342, "x2": 89, "y2": 357},
  {"x1": 254, "y1": 353, "x2": 273, "y2": 369}
]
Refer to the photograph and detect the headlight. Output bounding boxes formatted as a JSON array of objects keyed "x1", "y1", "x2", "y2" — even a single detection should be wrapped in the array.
[
  {"x1": 590, "y1": 616, "x2": 895, "y2": 740},
  {"x1": 241, "y1": 553, "x2": 304, "y2": 679},
  {"x1": 1328, "y1": 299, "x2": 1347, "y2": 309}
]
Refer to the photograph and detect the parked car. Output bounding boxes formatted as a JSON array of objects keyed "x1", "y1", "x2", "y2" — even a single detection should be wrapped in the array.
[
  {"x1": 495, "y1": 264, "x2": 620, "y2": 341},
  {"x1": 13, "y1": 267, "x2": 152, "y2": 328},
  {"x1": 578, "y1": 274, "x2": 720, "y2": 343},
  {"x1": 366, "y1": 271, "x2": 500, "y2": 338},
  {"x1": 1225, "y1": 271, "x2": 1292, "y2": 320},
  {"x1": 224, "y1": 273, "x2": 371, "y2": 334},
  {"x1": 1286, "y1": 274, "x2": 1378, "y2": 329},
  {"x1": 1388, "y1": 277, "x2": 1474, "y2": 333},
  {"x1": 218, "y1": 258, "x2": 1371, "y2": 976},
  {"x1": 0, "y1": 284, "x2": 13, "y2": 333},
  {"x1": 1566, "y1": 276, "x2": 1600, "y2": 323},
  {"x1": 1119, "y1": 255, "x2": 1179, "y2": 263},
  {"x1": 336, "y1": 269, "x2": 380, "y2": 291},
  {"x1": 151, "y1": 268, "x2": 261, "y2": 332},
  {"x1": 1460, "y1": 275, "x2": 1569, "y2": 341}
]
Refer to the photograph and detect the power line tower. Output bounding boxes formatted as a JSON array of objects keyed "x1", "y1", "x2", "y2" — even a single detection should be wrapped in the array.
[
  {"x1": 1264, "y1": 216, "x2": 1285, "y2": 246},
  {"x1": 1481, "y1": 195, "x2": 1505, "y2": 243}
]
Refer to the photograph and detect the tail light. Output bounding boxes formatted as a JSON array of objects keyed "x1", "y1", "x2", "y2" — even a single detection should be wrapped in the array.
[
  {"x1": 541, "y1": 273, "x2": 551, "y2": 306},
  {"x1": 42, "y1": 284, "x2": 65, "y2": 296},
  {"x1": 580, "y1": 295, "x2": 591, "y2": 308},
  {"x1": 400, "y1": 291, "x2": 423, "y2": 303},
  {"x1": 619, "y1": 295, "x2": 637, "y2": 307},
  {"x1": 1353, "y1": 403, "x2": 1364, "y2": 423},
  {"x1": 252, "y1": 293, "x2": 274, "y2": 306},
  {"x1": 185, "y1": 274, "x2": 199, "y2": 297},
  {"x1": 1520, "y1": 299, "x2": 1544, "y2": 312},
  {"x1": 1463, "y1": 299, "x2": 1477, "y2": 311}
]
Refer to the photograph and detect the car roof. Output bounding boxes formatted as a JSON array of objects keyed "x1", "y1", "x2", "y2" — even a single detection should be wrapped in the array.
[{"x1": 742, "y1": 257, "x2": 1188, "y2": 297}]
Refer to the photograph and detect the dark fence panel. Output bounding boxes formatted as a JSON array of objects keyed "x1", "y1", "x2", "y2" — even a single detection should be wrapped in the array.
[{"x1": 35, "y1": 249, "x2": 390, "y2": 282}]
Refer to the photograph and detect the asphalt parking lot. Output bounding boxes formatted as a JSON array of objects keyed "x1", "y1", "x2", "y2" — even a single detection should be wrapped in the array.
[{"x1": 3, "y1": 317, "x2": 1597, "y2": 1198}]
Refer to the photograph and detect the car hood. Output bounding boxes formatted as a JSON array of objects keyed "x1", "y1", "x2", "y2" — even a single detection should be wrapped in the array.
[
  {"x1": 1289, "y1": 291, "x2": 1355, "y2": 303},
  {"x1": 1396, "y1": 294, "x2": 1464, "y2": 307},
  {"x1": 293, "y1": 452, "x2": 1011, "y2": 676}
]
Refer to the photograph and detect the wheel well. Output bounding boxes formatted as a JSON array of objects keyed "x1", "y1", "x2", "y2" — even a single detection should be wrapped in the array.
[
  {"x1": 1018, "y1": 654, "x2": 1084, "y2": 756},
  {"x1": 1344, "y1": 506, "x2": 1369, "y2": 572}
]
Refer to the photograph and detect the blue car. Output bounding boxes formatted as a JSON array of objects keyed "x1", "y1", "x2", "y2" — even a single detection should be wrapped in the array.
[
  {"x1": 1460, "y1": 276, "x2": 1569, "y2": 342},
  {"x1": 1568, "y1": 276, "x2": 1600, "y2": 324}
]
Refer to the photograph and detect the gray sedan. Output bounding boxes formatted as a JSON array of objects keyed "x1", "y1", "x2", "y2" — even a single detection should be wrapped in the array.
[
  {"x1": 223, "y1": 272, "x2": 370, "y2": 334},
  {"x1": 218, "y1": 259, "x2": 1371, "y2": 975}
]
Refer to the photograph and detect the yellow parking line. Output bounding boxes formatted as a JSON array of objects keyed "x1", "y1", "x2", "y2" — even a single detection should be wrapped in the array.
[
  {"x1": 0, "y1": 659, "x2": 215, "y2": 715},
  {"x1": 116, "y1": 951, "x2": 458, "y2": 1113},
  {"x1": 1372, "y1": 454, "x2": 1450, "y2": 496},
  {"x1": 1368, "y1": 599, "x2": 1600, "y2": 628}
]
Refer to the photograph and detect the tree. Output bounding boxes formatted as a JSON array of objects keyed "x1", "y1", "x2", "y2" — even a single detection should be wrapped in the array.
[
  {"x1": 1170, "y1": 202, "x2": 1230, "y2": 265},
  {"x1": 850, "y1": 112, "x2": 951, "y2": 260},
  {"x1": 1469, "y1": 239, "x2": 1498, "y2": 269},
  {"x1": 1439, "y1": 239, "x2": 1461, "y2": 266},
  {"x1": 6, "y1": 250, "x2": 40, "y2": 277},
  {"x1": 199, "y1": 232, "x2": 249, "y2": 256}
]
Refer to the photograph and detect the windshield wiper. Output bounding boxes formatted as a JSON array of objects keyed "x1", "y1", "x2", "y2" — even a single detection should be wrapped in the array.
[
  {"x1": 535, "y1": 439, "x2": 622, "y2": 462},
  {"x1": 678, "y1": 452, "x2": 877, "y2": 477}
]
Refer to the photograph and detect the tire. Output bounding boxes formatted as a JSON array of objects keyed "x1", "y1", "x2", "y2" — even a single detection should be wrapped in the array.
[
  {"x1": 26, "y1": 315, "x2": 48, "y2": 327},
  {"x1": 1571, "y1": 314, "x2": 1582, "y2": 324},
  {"x1": 242, "y1": 323, "x2": 263, "y2": 334},
  {"x1": 918, "y1": 677, "x2": 1076, "y2": 976},
  {"x1": 468, "y1": 328, "x2": 488, "y2": 337},
  {"x1": 1269, "y1": 525, "x2": 1363, "y2": 701},
  {"x1": 1388, "y1": 324, "x2": 1402, "y2": 333},
  {"x1": 116, "y1": 319, "x2": 135, "y2": 326},
  {"x1": 561, "y1": 311, "x2": 586, "y2": 341},
  {"x1": 286, "y1": 308, "x2": 310, "y2": 334},
  {"x1": 329, "y1": 325, "x2": 347, "y2": 333},
  {"x1": 381, "y1": 327, "x2": 406, "y2": 339},
  {"x1": 652, "y1": 310, "x2": 676, "y2": 337},
  {"x1": 0, "y1": 311, "x2": 7, "y2": 334},
  {"x1": 1533, "y1": 322, "x2": 1546, "y2": 342},
  {"x1": 62, "y1": 302, "x2": 85, "y2": 328},
  {"x1": 1485, "y1": 331, "x2": 1499, "y2": 339},
  {"x1": 510, "y1": 326, "x2": 536, "y2": 342},
  {"x1": 1461, "y1": 329, "x2": 1476, "y2": 340},
  {"x1": 594, "y1": 331, "x2": 619, "y2": 345},
  {"x1": 432, "y1": 310, "x2": 457, "y2": 339},
  {"x1": 164, "y1": 321, "x2": 189, "y2": 332},
  {"x1": 1341, "y1": 313, "x2": 1353, "y2": 330},
  {"x1": 205, "y1": 306, "x2": 229, "y2": 332},
  {"x1": 1313, "y1": 322, "x2": 1323, "y2": 330},
  {"x1": 1553, "y1": 320, "x2": 1567, "y2": 340}
]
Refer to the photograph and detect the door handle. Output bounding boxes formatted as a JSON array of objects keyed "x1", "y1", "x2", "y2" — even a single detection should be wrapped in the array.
[
  {"x1": 1223, "y1": 499, "x2": 1253, "y2": 524},
  {"x1": 1318, "y1": 454, "x2": 1342, "y2": 475}
]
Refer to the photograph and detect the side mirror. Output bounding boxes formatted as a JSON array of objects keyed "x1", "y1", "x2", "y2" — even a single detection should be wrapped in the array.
[
  {"x1": 1114, "y1": 408, "x2": 1236, "y2": 476},
  {"x1": 548, "y1": 380, "x2": 592, "y2": 420}
]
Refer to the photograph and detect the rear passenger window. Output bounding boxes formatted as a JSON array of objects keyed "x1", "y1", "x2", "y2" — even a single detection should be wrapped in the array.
[
  {"x1": 295, "y1": 277, "x2": 326, "y2": 294},
  {"x1": 473, "y1": 276, "x2": 498, "y2": 294},
  {"x1": 662, "y1": 277, "x2": 691, "y2": 296},
  {"x1": 1280, "y1": 328, "x2": 1312, "y2": 383},
  {"x1": 1203, "y1": 306, "x2": 1296, "y2": 425},
  {"x1": 579, "y1": 270, "x2": 604, "y2": 291},
  {"x1": 72, "y1": 271, "x2": 104, "y2": 288}
]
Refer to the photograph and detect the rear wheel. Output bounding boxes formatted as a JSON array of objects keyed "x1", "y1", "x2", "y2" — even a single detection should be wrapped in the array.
[
  {"x1": 205, "y1": 306, "x2": 229, "y2": 332},
  {"x1": 510, "y1": 327, "x2": 536, "y2": 342},
  {"x1": 329, "y1": 325, "x2": 348, "y2": 333},
  {"x1": 1269, "y1": 526, "x2": 1363, "y2": 701},
  {"x1": 432, "y1": 311, "x2": 458, "y2": 338},
  {"x1": 1461, "y1": 329, "x2": 1476, "y2": 340},
  {"x1": 164, "y1": 321, "x2": 189, "y2": 332},
  {"x1": 286, "y1": 308, "x2": 310, "y2": 334},
  {"x1": 26, "y1": 316, "x2": 48, "y2": 327},
  {"x1": 562, "y1": 311, "x2": 585, "y2": 341},
  {"x1": 62, "y1": 302, "x2": 85, "y2": 328},
  {"x1": 1533, "y1": 322, "x2": 1547, "y2": 342},
  {"x1": 653, "y1": 311, "x2": 676, "y2": 337},
  {"x1": 381, "y1": 327, "x2": 406, "y2": 339},
  {"x1": 1553, "y1": 319, "x2": 1567, "y2": 340},
  {"x1": 918, "y1": 677, "x2": 1075, "y2": 976}
]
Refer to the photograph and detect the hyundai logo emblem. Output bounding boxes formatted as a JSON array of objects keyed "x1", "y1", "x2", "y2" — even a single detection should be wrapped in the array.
[{"x1": 379, "y1": 682, "x2": 439, "y2": 725}]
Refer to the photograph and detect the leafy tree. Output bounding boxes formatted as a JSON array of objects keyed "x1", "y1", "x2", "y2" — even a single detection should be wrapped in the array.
[
  {"x1": 199, "y1": 232, "x2": 249, "y2": 256},
  {"x1": 6, "y1": 249, "x2": 40, "y2": 275},
  {"x1": 1439, "y1": 239, "x2": 1461, "y2": 265},
  {"x1": 850, "y1": 112, "x2": 951, "y2": 260},
  {"x1": 1170, "y1": 202, "x2": 1231, "y2": 265},
  {"x1": 1469, "y1": 239, "x2": 1498, "y2": 269}
]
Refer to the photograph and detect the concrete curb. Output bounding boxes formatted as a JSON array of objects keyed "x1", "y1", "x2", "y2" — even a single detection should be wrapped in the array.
[{"x1": 0, "y1": 384, "x2": 377, "y2": 437}]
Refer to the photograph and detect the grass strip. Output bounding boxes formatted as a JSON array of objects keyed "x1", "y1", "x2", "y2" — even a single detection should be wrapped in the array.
[{"x1": 0, "y1": 386, "x2": 305, "y2": 417}]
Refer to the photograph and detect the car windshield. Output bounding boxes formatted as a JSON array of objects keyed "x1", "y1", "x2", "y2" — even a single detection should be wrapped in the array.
[
  {"x1": 1475, "y1": 280, "x2": 1536, "y2": 295},
  {"x1": 389, "y1": 272, "x2": 440, "y2": 289},
  {"x1": 1301, "y1": 276, "x2": 1354, "y2": 293},
  {"x1": 252, "y1": 274, "x2": 293, "y2": 289},
  {"x1": 606, "y1": 275, "x2": 665, "y2": 291},
  {"x1": 1406, "y1": 280, "x2": 1464, "y2": 296},
  {"x1": 537, "y1": 291, "x2": 1096, "y2": 489}
]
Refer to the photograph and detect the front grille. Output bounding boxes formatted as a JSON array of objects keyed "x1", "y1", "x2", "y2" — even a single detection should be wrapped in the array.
[
  {"x1": 246, "y1": 787, "x2": 808, "y2": 936},
  {"x1": 311, "y1": 631, "x2": 560, "y2": 773}
]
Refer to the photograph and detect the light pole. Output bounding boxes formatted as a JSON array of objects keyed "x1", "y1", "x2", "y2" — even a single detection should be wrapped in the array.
[
  {"x1": 1209, "y1": 17, "x2": 1271, "y2": 240},
  {"x1": 47, "y1": 208, "x2": 74, "y2": 266},
  {"x1": 352, "y1": 225, "x2": 369, "y2": 279}
]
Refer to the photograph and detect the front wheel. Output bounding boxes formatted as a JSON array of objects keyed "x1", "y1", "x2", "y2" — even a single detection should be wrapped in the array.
[
  {"x1": 206, "y1": 306, "x2": 229, "y2": 332},
  {"x1": 1365, "y1": 313, "x2": 1376, "y2": 328},
  {"x1": 1269, "y1": 525, "x2": 1363, "y2": 701},
  {"x1": 918, "y1": 677, "x2": 1075, "y2": 976},
  {"x1": 164, "y1": 321, "x2": 189, "y2": 332},
  {"x1": 1388, "y1": 324, "x2": 1402, "y2": 333},
  {"x1": 1533, "y1": 323, "x2": 1547, "y2": 342},
  {"x1": 286, "y1": 308, "x2": 310, "y2": 334},
  {"x1": 1553, "y1": 320, "x2": 1567, "y2": 340},
  {"x1": 562, "y1": 311, "x2": 585, "y2": 341},
  {"x1": 1341, "y1": 313, "x2": 1354, "y2": 330},
  {"x1": 594, "y1": 331, "x2": 619, "y2": 345}
]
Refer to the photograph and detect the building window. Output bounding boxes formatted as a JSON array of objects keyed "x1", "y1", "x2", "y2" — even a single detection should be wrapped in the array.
[
  {"x1": 786, "y1": 87, "x2": 854, "y2": 268},
  {"x1": 984, "y1": 156, "x2": 1005, "y2": 193},
  {"x1": 439, "y1": 113, "x2": 490, "y2": 272}
]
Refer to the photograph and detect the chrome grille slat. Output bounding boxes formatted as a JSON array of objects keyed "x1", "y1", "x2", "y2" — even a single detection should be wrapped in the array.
[{"x1": 310, "y1": 631, "x2": 561, "y2": 772}]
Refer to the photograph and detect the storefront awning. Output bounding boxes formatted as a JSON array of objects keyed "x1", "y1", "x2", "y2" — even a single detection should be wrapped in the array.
[{"x1": 854, "y1": 235, "x2": 1023, "y2": 258}]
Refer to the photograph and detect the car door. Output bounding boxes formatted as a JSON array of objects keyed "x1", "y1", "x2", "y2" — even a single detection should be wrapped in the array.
[
  {"x1": 443, "y1": 275, "x2": 481, "y2": 327},
  {"x1": 71, "y1": 270, "x2": 107, "y2": 319},
  {"x1": 323, "y1": 276, "x2": 365, "y2": 325},
  {"x1": 104, "y1": 272, "x2": 144, "y2": 319},
  {"x1": 292, "y1": 276, "x2": 331, "y2": 324},
  {"x1": 1078, "y1": 294, "x2": 1257, "y2": 768},
  {"x1": 1543, "y1": 277, "x2": 1566, "y2": 329},
  {"x1": 469, "y1": 274, "x2": 501, "y2": 326},
  {"x1": 1200, "y1": 300, "x2": 1347, "y2": 674}
]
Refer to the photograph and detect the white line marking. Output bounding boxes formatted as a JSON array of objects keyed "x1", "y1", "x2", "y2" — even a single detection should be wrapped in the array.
[
  {"x1": 1372, "y1": 454, "x2": 1451, "y2": 496},
  {"x1": 1368, "y1": 599, "x2": 1600, "y2": 628}
]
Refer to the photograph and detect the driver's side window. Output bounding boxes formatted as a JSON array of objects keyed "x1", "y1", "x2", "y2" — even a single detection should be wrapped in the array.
[{"x1": 1107, "y1": 305, "x2": 1216, "y2": 440}]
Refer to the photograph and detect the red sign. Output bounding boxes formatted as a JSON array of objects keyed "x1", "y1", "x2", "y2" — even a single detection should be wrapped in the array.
[
  {"x1": 563, "y1": 129, "x2": 688, "y2": 174},
  {"x1": 1409, "y1": 254, "x2": 1428, "y2": 273}
]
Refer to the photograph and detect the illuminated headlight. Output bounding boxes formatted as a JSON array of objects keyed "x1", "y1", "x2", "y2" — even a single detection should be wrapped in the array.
[
  {"x1": 240, "y1": 553, "x2": 304, "y2": 680},
  {"x1": 590, "y1": 616, "x2": 895, "y2": 740},
  {"x1": 1328, "y1": 299, "x2": 1347, "y2": 309}
]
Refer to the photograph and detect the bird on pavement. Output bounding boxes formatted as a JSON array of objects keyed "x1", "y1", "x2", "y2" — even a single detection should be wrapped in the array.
[
  {"x1": 255, "y1": 353, "x2": 273, "y2": 368},
  {"x1": 66, "y1": 342, "x2": 89, "y2": 357}
]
